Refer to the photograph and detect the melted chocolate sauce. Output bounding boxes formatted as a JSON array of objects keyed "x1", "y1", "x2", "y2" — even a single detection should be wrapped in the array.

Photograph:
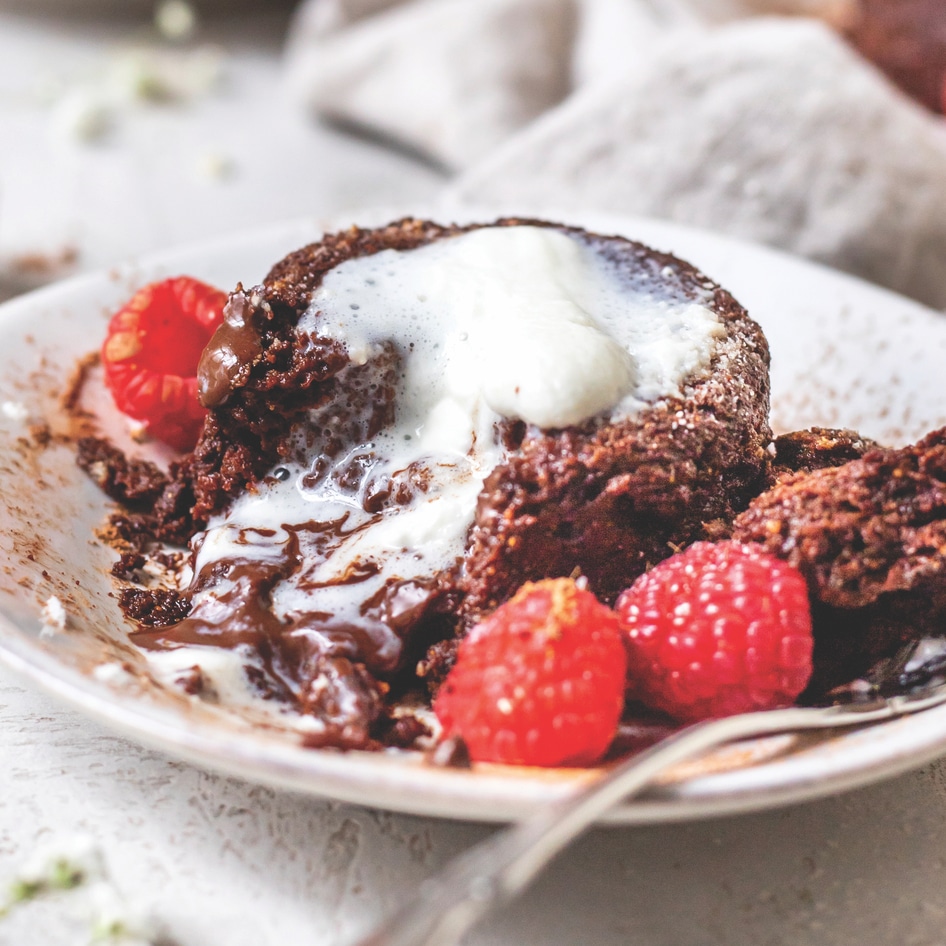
[
  {"x1": 197, "y1": 287, "x2": 265, "y2": 408},
  {"x1": 138, "y1": 329, "x2": 452, "y2": 744},
  {"x1": 132, "y1": 507, "x2": 444, "y2": 725}
]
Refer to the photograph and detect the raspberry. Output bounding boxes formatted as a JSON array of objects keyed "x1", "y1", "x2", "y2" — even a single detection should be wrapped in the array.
[
  {"x1": 616, "y1": 541, "x2": 813, "y2": 722},
  {"x1": 434, "y1": 578, "x2": 627, "y2": 767},
  {"x1": 101, "y1": 276, "x2": 227, "y2": 451}
]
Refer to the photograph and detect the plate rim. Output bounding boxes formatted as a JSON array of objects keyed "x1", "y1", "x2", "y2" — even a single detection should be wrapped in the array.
[{"x1": 2, "y1": 206, "x2": 946, "y2": 824}]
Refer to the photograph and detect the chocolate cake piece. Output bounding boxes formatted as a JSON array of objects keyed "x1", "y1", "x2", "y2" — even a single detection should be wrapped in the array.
[
  {"x1": 456, "y1": 328, "x2": 770, "y2": 617},
  {"x1": 77, "y1": 436, "x2": 169, "y2": 508},
  {"x1": 732, "y1": 427, "x2": 946, "y2": 694},
  {"x1": 771, "y1": 427, "x2": 879, "y2": 478},
  {"x1": 91, "y1": 218, "x2": 774, "y2": 747}
]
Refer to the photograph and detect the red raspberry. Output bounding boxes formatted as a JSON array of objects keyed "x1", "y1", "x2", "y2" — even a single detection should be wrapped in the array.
[
  {"x1": 434, "y1": 578, "x2": 627, "y2": 767},
  {"x1": 101, "y1": 276, "x2": 227, "y2": 451},
  {"x1": 616, "y1": 541, "x2": 813, "y2": 722}
]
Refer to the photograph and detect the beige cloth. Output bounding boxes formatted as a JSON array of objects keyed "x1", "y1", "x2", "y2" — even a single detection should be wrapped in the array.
[
  {"x1": 286, "y1": 2, "x2": 946, "y2": 308},
  {"x1": 285, "y1": 0, "x2": 577, "y2": 170},
  {"x1": 451, "y1": 19, "x2": 946, "y2": 309}
]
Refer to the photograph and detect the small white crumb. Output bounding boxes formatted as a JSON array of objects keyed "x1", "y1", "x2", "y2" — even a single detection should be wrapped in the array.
[
  {"x1": 39, "y1": 595, "x2": 68, "y2": 636},
  {"x1": 50, "y1": 89, "x2": 113, "y2": 143},
  {"x1": 93, "y1": 662, "x2": 134, "y2": 687},
  {"x1": 7, "y1": 836, "x2": 159, "y2": 945},
  {"x1": 154, "y1": 0, "x2": 198, "y2": 42},
  {"x1": 111, "y1": 46, "x2": 225, "y2": 104},
  {"x1": 127, "y1": 418, "x2": 149, "y2": 442},
  {"x1": 112, "y1": 51, "x2": 177, "y2": 103},
  {"x1": 197, "y1": 151, "x2": 236, "y2": 181},
  {"x1": 1, "y1": 400, "x2": 29, "y2": 423},
  {"x1": 17, "y1": 834, "x2": 105, "y2": 889},
  {"x1": 88, "y1": 878, "x2": 159, "y2": 945}
]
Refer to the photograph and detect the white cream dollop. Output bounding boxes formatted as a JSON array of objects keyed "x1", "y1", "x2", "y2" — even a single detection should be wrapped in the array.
[{"x1": 435, "y1": 226, "x2": 637, "y2": 427}]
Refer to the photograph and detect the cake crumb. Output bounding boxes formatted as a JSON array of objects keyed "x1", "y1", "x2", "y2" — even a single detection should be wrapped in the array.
[
  {"x1": 197, "y1": 151, "x2": 236, "y2": 181},
  {"x1": 1, "y1": 401, "x2": 29, "y2": 424},
  {"x1": 50, "y1": 89, "x2": 113, "y2": 143},
  {"x1": 39, "y1": 595, "x2": 68, "y2": 636}
]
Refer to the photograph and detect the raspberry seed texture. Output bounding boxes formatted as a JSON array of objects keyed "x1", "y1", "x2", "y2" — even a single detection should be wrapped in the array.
[
  {"x1": 102, "y1": 276, "x2": 227, "y2": 451},
  {"x1": 434, "y1": 578, "x2": 627, "y2": 767},
  {"x1": 616, "y1": 541, "x2": 813, "y2": 722}
]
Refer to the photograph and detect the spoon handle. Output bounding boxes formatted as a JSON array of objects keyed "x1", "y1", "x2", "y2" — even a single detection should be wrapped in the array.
[{"x1": 353, "y1": 691, "x2": 945, "y2": 946}]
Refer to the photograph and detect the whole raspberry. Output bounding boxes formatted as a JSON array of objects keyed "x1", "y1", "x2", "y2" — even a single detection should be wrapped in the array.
[
  {"x1": 434, "y1": 578, "x2": 627, "y2": 767},
  {"x1": 616, "y1": 541, "x2": 813, "y2": 722},
  {"x1": 101, "y1": 276, "x2": 227, "y2": 451}
]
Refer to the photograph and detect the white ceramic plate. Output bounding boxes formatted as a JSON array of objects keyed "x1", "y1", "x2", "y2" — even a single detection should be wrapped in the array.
[{"x1": 3, "y1": 208, "x2": 946, "y2": 824}]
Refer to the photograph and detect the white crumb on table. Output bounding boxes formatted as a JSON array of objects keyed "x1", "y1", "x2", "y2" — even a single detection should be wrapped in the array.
[
  {"x1": 154, "y1": 0, "x2": 199, "y2": 43},
  {"x1": 111, "y1": 46, "x2": 226, "y2": 105},
  {"x1": 50, "y1": 89, "x2": 114, "y2": 143},
  {"x1": 4, "y1": 835, "x2": 160, "y2": 945},
  {"x1": 196, "y1": 151, "x2": 236, "y2": 181}
]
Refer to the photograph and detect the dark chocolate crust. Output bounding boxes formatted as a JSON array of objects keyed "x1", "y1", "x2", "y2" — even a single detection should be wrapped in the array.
[
  {"x1": 462, "y1": 327, "x2": 771, "y2": 612},
  {"x1": 732, "y1": 428, "x2": 946, "y2": 691}
]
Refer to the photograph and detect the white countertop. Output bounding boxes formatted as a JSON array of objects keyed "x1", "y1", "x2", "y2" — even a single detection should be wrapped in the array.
[{"x1": 3, "y1": 8, "x2": 946, "y2": 946}]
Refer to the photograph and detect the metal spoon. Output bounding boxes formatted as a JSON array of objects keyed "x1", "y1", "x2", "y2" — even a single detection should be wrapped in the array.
[{"x1": 352, "y1": 681, "x2": 946, "y2": 946}]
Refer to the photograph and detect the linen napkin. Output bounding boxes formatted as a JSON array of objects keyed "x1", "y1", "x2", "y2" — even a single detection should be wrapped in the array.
[
  {"x1": 453, "y1": 19, "x2": 946, "y2": 310},
  {"x1": 285, "y1": 0, "x2": 577, "y2": 169},
  {"x1": 286, "y1": 0, "x2": 946, "y2": 308}
]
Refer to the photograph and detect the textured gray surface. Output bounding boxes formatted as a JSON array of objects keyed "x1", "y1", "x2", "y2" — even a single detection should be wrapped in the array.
[{"x1": 5, "y1": 664, "x2": 946, "y2": 946}]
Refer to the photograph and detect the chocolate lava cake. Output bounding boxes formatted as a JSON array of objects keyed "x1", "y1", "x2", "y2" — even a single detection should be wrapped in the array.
[{"x1": 80, "y1": 217, "x2": 775, "y2": 749}]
